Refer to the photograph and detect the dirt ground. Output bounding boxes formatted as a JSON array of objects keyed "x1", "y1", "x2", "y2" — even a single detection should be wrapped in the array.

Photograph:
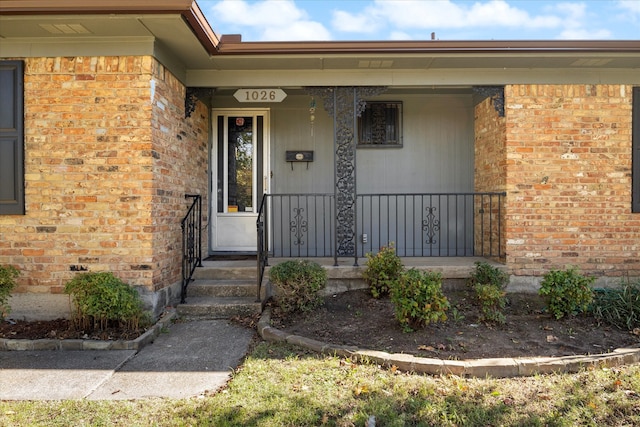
[
  {"x1": 3, "y1": 289, "x2": 639, "y2": 361},
  {"x1": 270, "y1": 289, "x2": 640, "y2": 360},
  {"x1": 0, "y1": 318, "x2": 145, "y2": 341}
]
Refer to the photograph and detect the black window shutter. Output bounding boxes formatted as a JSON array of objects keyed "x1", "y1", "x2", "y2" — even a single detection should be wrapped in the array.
[
  {"x1": 0, "y1": 60, "x2": 24, "y2": 215},
  {"x1": 633, "y1": 87, "x2": 640, "y2": 213}
]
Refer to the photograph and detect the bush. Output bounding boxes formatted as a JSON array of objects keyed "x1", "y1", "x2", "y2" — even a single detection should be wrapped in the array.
[
  {"x1": 64, "y1": 272, "x2": 149, "y2": 331},
  {"x1": 390, "y1": 269, "x2": 449, "y2": 332},
  {"x1": 467, "y1": 261, "x2": 509, "y2": 290},
  {"x1": 468, "y1": 262, "x2": 508, "y2": 324},
  {"x1": 474, "y1": 283, "x2": 507, "y2": 324},
  {"x1": 591, "y1": 279, "x2": 640, "y2": 330},
  {"x1": 363, "y1": 243, "x2": 404, "y2": 298},
  {"x1": 0, "y1": 265, "x2": 20, "y2": 320},
  {"x1": 269, "y1": 260, "x2": 327, "y2": 315},
  {"x1": 538, "y1": 268, "x2": 595, "y2": 319}
]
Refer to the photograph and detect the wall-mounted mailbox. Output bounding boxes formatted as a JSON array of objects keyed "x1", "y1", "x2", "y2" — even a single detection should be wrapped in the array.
[
  {"x1": 286, "y1": 151, "x2": 313, "y2": 162},
  {"x1": 286, "y1": 150, "x2": 314, "y2": 169}
]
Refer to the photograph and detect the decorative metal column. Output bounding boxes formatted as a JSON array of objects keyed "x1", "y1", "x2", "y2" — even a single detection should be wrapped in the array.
[{"x1": 306, "y1": 86, "x2": 386, "y2": 264}]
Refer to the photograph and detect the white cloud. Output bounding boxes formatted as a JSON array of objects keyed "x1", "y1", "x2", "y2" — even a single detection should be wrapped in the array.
[
  {"x1": 618, "y1": 0, "x2": 640, "y2": 14},
  {"x1": 210, "y1": 0, "x2": 331, "y2": 40},
  {"x1": 370, "y1": 0, "x2": 562, "y2": 29},
  {"x1": 262, "y1": 21, "x2": 332, "y2": 40},
  {"x1": 389, "y1": 31, "x2": 413, "y2": 40},
  {"x1": 558, "y1": 28, "x2": 612, "y2": 39},
  {"x1": 332, "y1": 9, "x2": 381, "y2": 33},
  {"x1": 551, "y1": 3, "x2": 613, "y2": 40}
]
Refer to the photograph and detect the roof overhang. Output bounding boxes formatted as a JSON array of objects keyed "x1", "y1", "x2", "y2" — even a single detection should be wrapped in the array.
[{"x1": 1, "y1": 1, "x2": 639, "y2": 87}]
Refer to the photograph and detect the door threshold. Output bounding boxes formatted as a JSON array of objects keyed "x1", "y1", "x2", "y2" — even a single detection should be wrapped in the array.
[{"x1": 205, "y1": 252, "x2": 257, "y2": 261}]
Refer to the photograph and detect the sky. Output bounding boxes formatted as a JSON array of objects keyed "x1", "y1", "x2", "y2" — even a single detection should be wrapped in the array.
[{"x1": 197, "y1": 0, "x2": 640, "y2": 41}]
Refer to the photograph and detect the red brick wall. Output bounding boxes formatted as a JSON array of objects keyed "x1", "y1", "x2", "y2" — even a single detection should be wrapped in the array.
[
  {"x1": 504, "y1": 84, "x2": 639, "y2": 280},
  {"x1": 149, "y1": 62, "x2": 209, "y2": 292},
  {"x1": 474, "y1": 96, "x2": 507, "y2": 259},
  {"x1": 0, "y1": 56, "x2": 209, "y2": 300}
]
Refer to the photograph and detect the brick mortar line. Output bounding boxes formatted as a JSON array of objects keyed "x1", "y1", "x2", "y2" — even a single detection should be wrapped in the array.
[{"x1": 257, "y1": 307, "x2": 640, "y2": 378}]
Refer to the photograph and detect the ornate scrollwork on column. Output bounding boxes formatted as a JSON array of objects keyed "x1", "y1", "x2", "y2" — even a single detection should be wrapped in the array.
[
  {"x1": 305, "y1": 86, "x2": 386, "y2": 256},
  {"x1": 473, "y1": 86, "x2": 505, "y2": 117},
  {"x1": 185, "y1": 88, "x2": 215, "y2": 118}
]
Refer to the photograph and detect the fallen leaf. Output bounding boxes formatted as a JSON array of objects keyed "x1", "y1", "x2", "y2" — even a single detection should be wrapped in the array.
[
  {"x1": 354, "y1": 385, "x2": 369, "y2": 396},
  {"x1": 546, "y1": 335, "x2": 558, "y2": 343},
  {"x1": 437, "y1": 343, "x2": 446, "y2": 350},
  {"x1": 543, "y1": 326, "x2": 553, "y2": 331},
  {"x1": 632, "y1": 328, "x2": 640, "y2": 336},
  {"x1": 390, "y1": 365, "x2": 398, "y2": 374},
  {"x1": 418, "y1": 345, "x2": 436, "y2": 352}
]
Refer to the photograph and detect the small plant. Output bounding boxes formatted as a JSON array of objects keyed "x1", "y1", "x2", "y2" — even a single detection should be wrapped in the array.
[
  {"x1": 390, "y1": 269, "x2": 449, "y2": 332},
  {"x1": 538, "y1": 267, "x2": 595, "y2": 319},
  {"x1": 467, "y1": 261, "x2": 509, "y2": 290},
  {"x1": 0, "y1": 265, "x2": 20, "y2": 320},
  {"x1": 591, "y1": 278, "x2": 640, "y2": 330},
  {"x1": 269, "y1": 260, "x2": 327, "y2": 315},
  {"x1": 363, "y1": 243, "x2": 404, "y2": 298},
  {"x1": 64, "y1": 272, "x2": 149, "y2": 332},
  {"x1": 474, "y1": 283, "x2": 507, "y2": 324},
  {"x1": 450, "y1": 305, "x2": 465, "y2": 323}
]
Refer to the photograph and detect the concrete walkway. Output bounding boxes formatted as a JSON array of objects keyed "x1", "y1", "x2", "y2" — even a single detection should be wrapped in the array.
[{"x1": 0, "y1": 319, "x2": 255, "y2": 400}]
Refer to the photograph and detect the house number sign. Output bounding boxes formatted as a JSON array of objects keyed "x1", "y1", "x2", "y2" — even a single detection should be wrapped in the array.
[{"x1": 234, "y1": 88, "x2": 287, "y2": 103}]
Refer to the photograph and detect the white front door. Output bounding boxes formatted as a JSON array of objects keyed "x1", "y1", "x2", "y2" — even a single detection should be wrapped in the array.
[{"x1": 211, "y1": 109, "x2": 269, "y2": 252}]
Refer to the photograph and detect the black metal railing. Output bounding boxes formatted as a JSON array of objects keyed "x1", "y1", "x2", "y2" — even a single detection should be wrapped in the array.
[
  {"x1": 181, "y1": 194, "x2": 202, "y2": 303},
  {"x1": 257, "y1": 192, "x2": 505, "y2": 266},
  {"x1": 256, "y1": 194, "x2": 268, "y2": 302}
]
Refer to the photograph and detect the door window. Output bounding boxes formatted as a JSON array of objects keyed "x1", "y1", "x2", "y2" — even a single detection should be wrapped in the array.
[{"x1": 227, "y1": 116, "x2": 254, "y2": 213}]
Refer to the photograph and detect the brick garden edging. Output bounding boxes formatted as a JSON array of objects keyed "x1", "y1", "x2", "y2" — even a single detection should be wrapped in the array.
[
  {"x1": 0, "y1": 309, "x2": 176, "y2": 351},
  {"x1": 257, "y1": 307, "x2": 640, "y2": 378}
]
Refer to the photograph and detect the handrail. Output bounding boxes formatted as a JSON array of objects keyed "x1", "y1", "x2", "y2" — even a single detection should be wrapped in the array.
[
  {"x1": 181, "y1": 194, "x2": 202, "y2": 303},
  {"x1": 256, "y1": 193, "x2": 268, "y2": 302}
]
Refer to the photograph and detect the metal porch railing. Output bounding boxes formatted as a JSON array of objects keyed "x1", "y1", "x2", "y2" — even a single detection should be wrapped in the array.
[
  {"x1": 181, "y1": 194, "x2": 202, "y2": 303},
  {"x1": 257, "y1": 192, "x2": 505, "y2": 288}
]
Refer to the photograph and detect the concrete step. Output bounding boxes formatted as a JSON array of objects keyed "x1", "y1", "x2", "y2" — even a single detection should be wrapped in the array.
[
  {"x1": 177, "y1": 296, "x2": 262, "y2": 320},
  {"x1": 193, "y1": 266, "x2": 256, "y2": 280},
  {"x1": 187, "y1": 279, "x2": 257, "y2": 298}
]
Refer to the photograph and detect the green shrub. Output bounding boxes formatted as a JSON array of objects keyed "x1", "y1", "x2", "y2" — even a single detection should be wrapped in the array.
[
  {"x1": 474, "y1": 283, "x2": 507, "y2": 324},
  {"x1": 0, "y1": 265, "x2": 20, "y2": 320},
  {"x1": 390, "y1": 269, "x2": 449, "y2": 332},
  {"x1": 269, "y1": 260, "x2": 327, "y2": 315},
  {"x1": 591, "y1": 279, "x2": 640, "y2": 330},
  {"x1": 468, "y1": 262, "x2": 508, "y2": 324},
  {"x1": 467, "y1": 261, "x2": 509, "y2": 290},
  {"x1": 64, "y1": 272, "x2": 149, "y2": 331},
  {"x1": 363, "y1": 243, "x2": 404, "y2": 298},
  {"x1": 538, "y1": 267, "x2": 595, "y2": 319}
]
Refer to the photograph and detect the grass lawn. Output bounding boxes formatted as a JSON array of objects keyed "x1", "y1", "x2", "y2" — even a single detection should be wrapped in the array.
[{"x1": 1, "y1": 341, "x2": 639, "y2": 426}]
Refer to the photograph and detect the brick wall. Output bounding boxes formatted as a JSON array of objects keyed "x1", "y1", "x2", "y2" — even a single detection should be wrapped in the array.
[
  {"x1": 149, "y1": 62, "x2": 209, "y2": 293},
  {"x1": 0, "y1": 56, "x2": 209, "y2": 309},
  {"x1": 474, "y1": 96, "x2": 507, "y2": 259},
  {"x1": 504, "y1": 84, "x2": 640, "y2": 281}
]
